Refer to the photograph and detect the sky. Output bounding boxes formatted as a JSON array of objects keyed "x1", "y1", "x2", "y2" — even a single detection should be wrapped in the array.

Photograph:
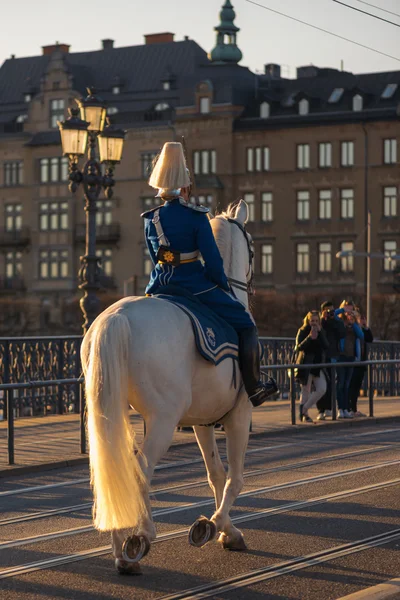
[{"x1": 1, "y1": 0, "x2": 399, "y2": 77}]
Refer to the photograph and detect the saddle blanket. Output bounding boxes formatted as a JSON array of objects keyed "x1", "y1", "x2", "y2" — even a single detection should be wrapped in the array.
[{"x1": 152, "y1": 285, "x2": 239, "y2": 365}]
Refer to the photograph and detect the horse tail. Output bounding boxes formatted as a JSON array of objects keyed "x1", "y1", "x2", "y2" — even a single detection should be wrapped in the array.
[{"x1": 83, "y1": 310, "x2": 147, "y2": 531}]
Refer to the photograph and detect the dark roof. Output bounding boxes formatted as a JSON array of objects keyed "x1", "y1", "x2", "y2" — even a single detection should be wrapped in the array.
[{"x1": 25, "y1": 130, "x2": 61, "y2": 146}]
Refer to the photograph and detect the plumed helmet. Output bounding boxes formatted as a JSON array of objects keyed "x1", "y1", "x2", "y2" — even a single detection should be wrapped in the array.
[{"x1": 148, "y1": 142, "x2": 191, "y2": 191}]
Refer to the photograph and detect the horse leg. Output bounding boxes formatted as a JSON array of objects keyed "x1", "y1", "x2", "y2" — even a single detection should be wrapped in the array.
[{"x1": 214, "y1": 395, "x2": 252, "y2": 551}]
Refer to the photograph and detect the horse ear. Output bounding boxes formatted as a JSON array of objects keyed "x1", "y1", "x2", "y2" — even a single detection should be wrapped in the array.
[{"x1": 235, "y1": 199, "x2": 248, "y2": 225}]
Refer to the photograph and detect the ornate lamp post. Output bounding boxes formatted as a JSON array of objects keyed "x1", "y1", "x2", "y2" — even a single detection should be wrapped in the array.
[{"x1": 58, "y1": 88, "x2": 126, "y2": 333}]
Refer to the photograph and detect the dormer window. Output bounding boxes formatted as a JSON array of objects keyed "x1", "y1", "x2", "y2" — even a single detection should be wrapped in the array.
[
  {"x1": 24, "y1": 93, "x2": 32, "y2": 103},
  {"x1": 154, "y1": 102, "x2": 170, "y2": 111},
  {"x1": 112, "y1": 86, "x2": 120, "y2": 95},
  {"x1": 299, "y1": 99, "x2": 309, "y2": 116},
  {"x1": 199, "y1": 97, "x2": 211, "y2": 114},
  {"x1": 16, "y1": 114, "x2": 28, "y2": 123},
  {"x1": 162, "y1": 81, "x2": 171, "y2": 91},
  {"x1": 106, "y1": 107, "x2": 118, "y2": 115},
  {"x1": 381, "y1": 83, "x2": 398, "y2": 99},
  {"x1": 352, "y1": 94, "x2": 363, "y2": 112},
  {"x1": 260, "y1": 102, "x2": 270, "y2": 119},
  {"x1": 328, "y1": 88, "x2": 344, "y2": 103}
]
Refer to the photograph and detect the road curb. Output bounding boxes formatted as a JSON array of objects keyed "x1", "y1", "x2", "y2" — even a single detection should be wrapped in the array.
[
  {"x1": 337, "y1": 577, "x2": 400, "y2": 599},
  {"x1": 1, "y1": 414, "x2": 400, "y2": 479}
]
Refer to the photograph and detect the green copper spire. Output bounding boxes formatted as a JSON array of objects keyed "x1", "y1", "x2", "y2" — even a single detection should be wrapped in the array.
[{"x1": 210, "y1": 1, "x2": 243, "y2": 64}]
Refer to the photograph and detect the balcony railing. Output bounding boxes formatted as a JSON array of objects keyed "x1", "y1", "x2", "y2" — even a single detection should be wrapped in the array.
[
  {"x1": 74, "y1": 223, "x2": 121, "y2": 244},
  {"x1": 0, "y1": 276, "x2": 26, "y2": 293},
  {"x1": 0, "y1": 227, "x2": 30, "y2": 248}
]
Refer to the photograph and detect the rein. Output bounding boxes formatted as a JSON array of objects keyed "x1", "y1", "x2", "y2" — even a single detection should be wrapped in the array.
[{"x1": 225, "y1": 217, "x2": 255, "y2": 297}]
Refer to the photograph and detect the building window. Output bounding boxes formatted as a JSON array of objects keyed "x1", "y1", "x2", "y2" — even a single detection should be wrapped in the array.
[
  {"x1": 96, "y1": 248, "x2": 113, "y2": 276},
  {"x1": 162, "y1": 81, "x2": 171, "y2": 91},
  {"x1": 318, "y1": 242, "x2": 332, "y2": 273},
  {"x1": 142, "y1": 197, "x2": 159, "y2": 211},
  {"x1": 193, "y1": 150, "x2": 217, "y2": 175},
  {"x1": 112, "y1": 86, "x2": 120, "y2": 94},
  {"x1": 328, "y1": 88, "x2": 344, "y2": 103},
  {"x1": 195, "y1": 195, "x2": 213, "y2": 207},
  {"x1": 5, "y1": 204, "x2": 22, "y2": 231},
  {"x1": 319, "y1": 143, "x2": 332, "y2": 168},
  {"x1": 6, "y1": 251, "x2": 22, "y2": 278},
  {"x1": 50, "y1": 99, "x2": 65, "y2": 128},
  {"x1": 261, "y1": 192, "x2": 273, "y2": 222},
  {"x1": 261, "y1": 244, "x2": 273, "y2": 274},
  {"x1": 381, "y1": 83, "x2": 398, "y2": 99},
  {"x1": 243, "y1": 193, "x2": 255, "y2": 222},
  {"x1": 340, "y1": 241, "x2": 354, "y2": 272},
  {"x1": 297, "y1": 191, "x2": 310, "y2": 221},
  {"x1": 143, "y1": 248, "x2": 152, "y2": 276},
  {"x1": 39, "y1": 202, "x2": 68, "y2": 231},
  {"x1": 246, "y1": 147, "x2": 270, "y2": 172},
  {"x1": 39, "y1": 157, "x2": 68, "y2": 183},
  {"x1": 154, "y1": 102, "x2": 170, "y2": 112},
  {"x1": 341, "y1": 189, "x2": 354, "y2": 219},
  {"x1": 319, "y1": 190, "x2": 332, "y2": 220},
  {"x1": 141, "y1": 152, "x2": 158, "y2": 178},
  {"x1": 106, "y1": 107, "x2": 118, "y2": 116},
  {"x1": 384, "y1": 139, "x2": 397, "y2": 165},
  {"x1": 297, "y1": 243, "x2": 310, "y2": 273},
  {"x1": 39, "y1": 249, "x2": 69, "y2": 279},
  {"x1": 383, "y1": 186, "x2": 397, "y2": 218},
  {"x1": 298, "y1": 99, "x2": 309, "y2": 115},
  {"x1": 384, "y1": 241, "x2": 397, "y2": 272},
  {"x1": 352, "y1": 94, "x2": 363, "y2": 112},
  {"x1": 4, "y1": 161, "x2": 24, "y2": 186},
  {"x1": 341, "y1": 141, "x2": 354, "y2": 167},
  {"x1": 297, "y1": 144, "x2": 310, "y2": 169},
  {"x1": 24, "y1": 93, "x2": 32, "y2": 103},
  {"x1": 96, "y1": 200, "x2": 112, "y2": 226},
  {"x1": 199, "y1": 97, "x2": 211, "y2": 114},
  {"x1": 260, "y1": 102, "x2": 270, "y2": 118}
]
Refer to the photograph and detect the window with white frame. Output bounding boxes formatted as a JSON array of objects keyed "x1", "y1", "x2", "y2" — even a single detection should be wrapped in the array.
[
  {"x1": 319, "y1": 142, "x2": 332, "y2": 168},
  {"x1": 297, "y1": 243, "x2": 310, "y2": 273},
  {"x1": 4, "y1": 161, "x2": 24, "y2": 186},
  {"x1": 112, "y1": 86, "x2": 120, "y2": 95},
  {"x1": 297, "y1": 144, "x2": 310, "y2": 169},
  {"x1": 39, "y1": 249, "x2": 69, "y2": 279},
  {"x1": 260, "y1": 102, "x2": 270, "y2": 118},
  {"x1": 319, "y1": 190, "x2": 332, "y2": 220},
  {"x1": 162, "y1": 81, "x2": 171, "y2": 91},
  {"x1": 243, "y1": 193, "x2": 255, "y2": 222},
  {"x1": 96, "y1": 200, "x2": 112, "y2": 226},
  {"x1": 246, "y1": 147, "x2": 270, "y2": 172},
  {"x1": 143, "y1": 248, "x2": 153, "y2": 276},
  {"x1": 193, "y1": 150, "x2": 217, "y2": 175},
  {"x1": 50, "y1": 99, "x2": 65, "y2": 128},
  {"x1": 39, "y1": 157, "x2": 68, "y2": 183},
  {"x1": 6, "y1": 251, "x2": 22, "y2": 278},
  {"x1": 341, "y1": 141, "x2": 354, "y2": 167},
  {"x1": 142, "y1": 197, "x2": 159, "y2": 211},
  {"x1": 5, "y1": 204, "x2": 22, "y2": 231},
  {"x1": 297, "y1": 191, "x2": 310, "y2": 221},
  {"x1": 318, "y1": 242, "x2": 332, "y2": 273},
  {"x1": 383, "y1": 186, "x2": 397, "y2": 218},
  {"x1": 39, "y1": 202, "x2": 69, "y2": 231},
  {"x1": 352, "y1": 94, "x2": 363, "y2": 112},
  {"x1": 261, "y1": 244, "x2": 273, "y2": 274},
  {"x1": 384, "y1": 139, "x2": 397, "y2": 165},
  {"x1": 384, "y1": 240, "x2": 397, "y2": 272},
  {"x1": 340, "y1": 189, "x2": 354, "y2": 219},
  {"x1": 96, "y1": 248, "x2": 113, "y2": 276},
  {"x1": 199, "y1": 97, "x2": 211, "y2": 114},
  {"x1": 298, "y1": 99, "x2": 309, "y2": 115},
  {"x1": 261, "y1": 192, "x2": 273, "y2": 222},
  {"x1": 340, "y1": 241, "x2": 354, "y2": 272},
  {"x1": 195, "y1": 195, "x2": 213, "y2": 207},
  {"x1": 141, "y1": 152, "x2": 158, "y2": 178}
]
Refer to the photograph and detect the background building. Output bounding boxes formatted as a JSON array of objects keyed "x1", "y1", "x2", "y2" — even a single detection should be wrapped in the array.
[{"x1": 0, "y1": 0, "x2": 398, "y2": 334}]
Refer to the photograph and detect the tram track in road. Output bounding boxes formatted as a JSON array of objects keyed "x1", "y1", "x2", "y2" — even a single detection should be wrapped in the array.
[
  {"x1": 0, "y1": 443, "x2": 397, "y2": 527},
  {"x1": 1, "y1": 456, "x2": 400, "y2": 552},
  {"x1": 1, "y1": 475, "x2": 399, "y2": 580}
]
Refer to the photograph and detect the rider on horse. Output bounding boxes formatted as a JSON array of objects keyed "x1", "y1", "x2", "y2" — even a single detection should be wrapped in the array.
[{"x1": 141, "y1": 142, "x2": 277, "y2": 407}]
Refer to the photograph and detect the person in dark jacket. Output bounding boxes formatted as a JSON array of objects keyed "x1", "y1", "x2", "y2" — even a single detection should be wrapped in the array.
[
  {"x1": 295, "y1": 311, "x2": 330, "y2": 423},
  {"x1": 336, "y1": 302, "x2": 364, "y2": 419},
  {"x1": 349, "y1": 310, "x2": 373, "y2": 416},
  {"x1": 316, "y1": 301, "x2": 346, "y2": 420}
]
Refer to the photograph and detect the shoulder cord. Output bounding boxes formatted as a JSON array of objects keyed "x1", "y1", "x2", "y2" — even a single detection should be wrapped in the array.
[{"x1": 152, "y1": 209, "x2": 170, "y2": 247}]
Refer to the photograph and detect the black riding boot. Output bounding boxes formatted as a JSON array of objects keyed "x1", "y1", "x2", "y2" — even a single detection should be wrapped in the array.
[{"x1": 238, "y1": 327, "x2": 278, "y2": 407}]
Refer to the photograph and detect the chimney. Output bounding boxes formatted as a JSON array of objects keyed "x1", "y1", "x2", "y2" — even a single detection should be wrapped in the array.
[
  {"x1": 42, "y1": 42, "x2": 70, "y2": 56},
  {"x1": 102, "y1": 39, "x2": 114, "y2": 50},
  {"x1": 144, "y1": 32, "x2": 174, "y2": 45},
  {"x1": 264, "y1": 64, "x2": 281, "y2": 79}
]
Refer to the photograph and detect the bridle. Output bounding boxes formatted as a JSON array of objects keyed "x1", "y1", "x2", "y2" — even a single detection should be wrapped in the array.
[{"x1": 225, "y1": 217, "x2": 255, "y2": 297}]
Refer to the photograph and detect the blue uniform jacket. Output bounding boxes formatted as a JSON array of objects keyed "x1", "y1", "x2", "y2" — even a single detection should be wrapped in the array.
[{"x1": 142, "y1": 197, "x2": 230, "y2": 296}]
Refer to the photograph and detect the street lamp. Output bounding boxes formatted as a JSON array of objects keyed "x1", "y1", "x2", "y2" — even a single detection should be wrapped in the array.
[{"x1": 58, "y1": 88, "x2": 126, "y2": 333}]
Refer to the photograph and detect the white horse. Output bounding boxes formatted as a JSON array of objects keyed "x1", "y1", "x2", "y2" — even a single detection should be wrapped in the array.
[{"x1": 81, "y1": 200, "x2": 254, "y2": 574}]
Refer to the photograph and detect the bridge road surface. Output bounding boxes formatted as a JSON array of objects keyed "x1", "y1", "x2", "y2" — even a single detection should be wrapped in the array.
[{"x1": 0, "y1": 424, "x2": 400, "y2": 600}]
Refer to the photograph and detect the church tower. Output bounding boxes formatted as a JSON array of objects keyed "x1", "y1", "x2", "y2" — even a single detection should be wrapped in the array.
[{"x1": 210, "y1": 1, "x2": 243, "y2": 64}]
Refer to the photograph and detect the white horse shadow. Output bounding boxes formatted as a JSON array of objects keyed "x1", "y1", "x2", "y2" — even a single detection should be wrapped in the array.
[{"x1": 81, "y1": 201, "x2": 254, "y2": 574}]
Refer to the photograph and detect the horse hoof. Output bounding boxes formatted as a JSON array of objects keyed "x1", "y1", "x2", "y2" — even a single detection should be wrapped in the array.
[
  {"x1": 121, "y1": 535, "x2": 151, "y2": 563},
  {"x1": 115, "y1": 558, "x2": 142, "y2": 575},
  {"x1": 189, "y1": 516, "x2": 217, "y2": 548},
  {"x1": 219, "y1": 533, "x2": 248, "y2": 552}
]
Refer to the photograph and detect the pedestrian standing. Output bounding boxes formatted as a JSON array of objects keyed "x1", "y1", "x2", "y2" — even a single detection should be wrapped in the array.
[
  {"x1": 336, "y1": 301, "x2": 364, "y2": 419},
  {"x1": 349, "y1": 310, "x2": 373, "y2": 417}
]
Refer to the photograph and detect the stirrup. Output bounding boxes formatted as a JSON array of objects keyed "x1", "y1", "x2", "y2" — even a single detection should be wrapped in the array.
[{"x1": 249, "y1": 377, "x2": 278, "y2": 407}]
